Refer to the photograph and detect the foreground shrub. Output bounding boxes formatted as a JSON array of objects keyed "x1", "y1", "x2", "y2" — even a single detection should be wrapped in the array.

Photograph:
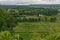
[{"x1": 0, "y1": 31, "x2": 20, "y2": 40}]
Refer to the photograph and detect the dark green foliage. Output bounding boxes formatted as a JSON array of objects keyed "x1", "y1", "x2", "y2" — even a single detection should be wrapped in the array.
[
  {"x1": 50, "y1": 17, "x2": 57, "y2": 22},
  {"x1": 16, "y1": 16, "x2": 57, "y2": 22},
  {"x1": 34, "y1": 18, "x2": 38, "y2": 22},
  {"x1": 45, "y1": 16, "x2": 48, "y2": 22},
  {"x1": 38, "y1": 17, "x2": 41, "y2": 21},
  {"x1": 39, "y1": 9, "x2": 58, "y2": 16},
  {"x1": 28, "y1": 18, "x2": 35, "y2": 22},
  {"x1": 0, "y1": 8, "x2": 8, "y2": 31},
  {"x1": 6, "y1": 15, "x2": 17, "y2": 30},
  {"x1": 23, "y1": 17, "x2": 27, "y2": 22},
  {"x1": 0, "y1": 7, "x2": 17, "y2": 31},
  {"x1": 9, "y1": 8, "x2": 58, "y2": 17}
]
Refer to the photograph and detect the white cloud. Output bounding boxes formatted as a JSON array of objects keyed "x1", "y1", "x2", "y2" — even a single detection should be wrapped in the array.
[
  {"x1": 0, "y1": 0, "x2": 60, "y2": 5},
  {"x1": 0, "y1": 0, "x2": 14, "y2": 1}
]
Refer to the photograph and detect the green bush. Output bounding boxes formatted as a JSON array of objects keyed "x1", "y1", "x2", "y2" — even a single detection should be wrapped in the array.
[
  {"x1": 50, "y1": 17, "x2": 57, "y2": 22},
  {"x1": 0, "y1": 31, "x2": 20, "y2": 40}
]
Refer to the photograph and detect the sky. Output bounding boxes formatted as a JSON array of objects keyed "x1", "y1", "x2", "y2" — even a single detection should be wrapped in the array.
[{"x1": 0, "y1": 0, "x2": 60, "y2": 5}]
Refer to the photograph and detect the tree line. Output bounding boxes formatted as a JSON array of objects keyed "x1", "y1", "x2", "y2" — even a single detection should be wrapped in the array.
[
  {"x1": 8, "y1": 8, "x2": 59, "y2": 17},
  {"x1": 16, "y1": 17, "x2": 57, "y2": 22}
]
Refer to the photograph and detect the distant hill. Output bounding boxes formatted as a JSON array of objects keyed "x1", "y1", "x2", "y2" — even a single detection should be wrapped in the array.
[
  {"x1": 0, "y1": 4, "x2": 60, "y2": 9},
  {"x1": 29, "y1": 4, "x2": 60, "y2": 8}
]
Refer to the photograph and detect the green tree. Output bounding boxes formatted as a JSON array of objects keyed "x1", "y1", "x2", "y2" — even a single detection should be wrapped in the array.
[
  {"x1": 0, "y1": 7, "x2": 17, "y2": 31},
  {"x1": 6, "y1": 15, "x2": 17, "y2": 30}
]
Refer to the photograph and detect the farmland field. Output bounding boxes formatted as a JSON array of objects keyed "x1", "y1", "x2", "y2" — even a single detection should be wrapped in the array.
[{"x1": 14, "y1": 22, "x2": 60, "y2": 40}]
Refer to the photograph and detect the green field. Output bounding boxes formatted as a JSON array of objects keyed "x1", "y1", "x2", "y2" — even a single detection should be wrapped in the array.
[{"x1": 13, "y1": 22, "x2": 60, "y2": 40}]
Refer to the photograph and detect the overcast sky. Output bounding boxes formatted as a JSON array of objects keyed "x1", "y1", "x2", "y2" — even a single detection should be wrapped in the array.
[{"x1": 0, "y1": 0, "x2": 60, "y2": 5}]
